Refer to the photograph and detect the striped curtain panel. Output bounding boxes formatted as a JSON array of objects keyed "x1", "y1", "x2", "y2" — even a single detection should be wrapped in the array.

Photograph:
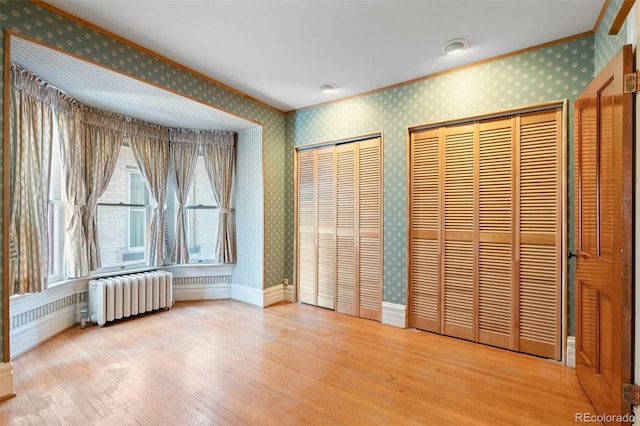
[
  {"x1": 9, "y1": 64, "x2": 55, "y2": 295},
  {"x1": 168, "y1": 130, "x2": 199, "y2": 264},
  {"x1": 128, "y1": 121, "x2": 170, "y2": 267},
  {"x1": 83, "y1": 110, "x2": 125, "y2": 271},
  {"x1": 202, "y1": 131, "x2": 236, "y2": 264},
  {"x1": 55, "y1": 93, "x2": 90, "y2": 278}
]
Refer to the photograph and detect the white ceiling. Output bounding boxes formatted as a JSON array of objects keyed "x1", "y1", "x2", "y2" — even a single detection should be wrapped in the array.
[{"x1": 43, "y1": 0, "x2": 606, "y2": 112}]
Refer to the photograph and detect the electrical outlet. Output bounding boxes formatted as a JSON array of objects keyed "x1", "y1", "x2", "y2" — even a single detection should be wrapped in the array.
[{"x1": 283, "y1": 278, "x2": 289, "y2": 286}]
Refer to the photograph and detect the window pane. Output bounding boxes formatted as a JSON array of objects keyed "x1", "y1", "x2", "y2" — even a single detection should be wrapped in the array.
[
  {"x1": 97, "y1": 205, "x2": 146, "y2": 268},
  {"x1": 48, "y1": 202, "x2": 57, "y2": 277},
  {"x1": 99, "y1": 146, "x2": 146, "y2": 204},
  {"x1": 129, "y1": 208, "x2": 146, "y2": 249},
  {"x1": 189, "y1": 156, "x2": 217, "y2": 206},
  {"x1": 130, "y1": 172, "x2": 148, "y2": 204},
  {"x1": 187, "y1": 208, "x2": 218, "y2": 262},
  {"x1": 97, "y1": 145, "x2": 150, "y2": 270}
]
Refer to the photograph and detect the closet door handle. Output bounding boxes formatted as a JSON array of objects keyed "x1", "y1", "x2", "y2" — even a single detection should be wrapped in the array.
[{"x1": 568, "y1": 251, "x2": 578, "y2": 260}]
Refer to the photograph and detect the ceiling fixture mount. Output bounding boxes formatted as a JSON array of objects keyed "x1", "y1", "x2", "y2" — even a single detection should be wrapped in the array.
[
  {"x1": 320, "y1": 83, "x2": 336, "y2": 93},
  {"x1": 441, "y1": 38, "x2": 469, "y2": 55}
]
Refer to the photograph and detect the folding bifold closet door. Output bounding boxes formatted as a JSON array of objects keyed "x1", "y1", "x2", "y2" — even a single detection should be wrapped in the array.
[
  {"x1": 296, "y1": 136, "x2": 382, "y2": 321},
  {"x1": 409, "y1": 106, "x2": 563, "y2": 360}
]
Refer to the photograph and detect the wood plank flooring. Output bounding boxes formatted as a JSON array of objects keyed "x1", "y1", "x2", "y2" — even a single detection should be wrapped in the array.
[{"x1": 1, "y1": 300, "x2": 596, "y2": 425}]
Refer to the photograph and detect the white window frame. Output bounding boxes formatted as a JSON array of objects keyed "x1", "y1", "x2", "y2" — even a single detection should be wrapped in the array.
[
  {"x1": 47, "y1": 123, "x2": 64, "y2": 285},
  {"x1": 183, "y1": 154, "x2": 218, "y2": 264},
  {"x1": 127, "y1": 169, "x2": 148, "y2": 252}
]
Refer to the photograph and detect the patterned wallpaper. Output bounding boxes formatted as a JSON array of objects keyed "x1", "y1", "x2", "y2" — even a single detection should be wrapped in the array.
[
  {"x1": 595, "y1": 0, "x2": 629, "y2": 73},
  {"x1": 286, "y1": 36, "x2": 595, "y2": 336},
  {"x1": 233, "y1": 127, "x2": 264, "y2": 288}
]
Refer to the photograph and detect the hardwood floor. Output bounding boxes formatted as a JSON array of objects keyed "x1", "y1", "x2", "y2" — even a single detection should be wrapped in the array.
[{"x1": 1, "y1": 300, "x2": 595, "y2": 425}]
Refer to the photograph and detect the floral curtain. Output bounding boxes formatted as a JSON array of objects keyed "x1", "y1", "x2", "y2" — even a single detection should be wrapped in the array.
[
  {"x1": 168, "y1": 130, "x2": 199, "y2": 264},
  {"x1": 201, "y1": 131, "x2": 236, "y2": 264},
  {"x1": 128, "y1": 121, "x2": 170, "y2": 266},
  {"x1": 9, "y1": 64, "x2": 55, "y2": 295}
]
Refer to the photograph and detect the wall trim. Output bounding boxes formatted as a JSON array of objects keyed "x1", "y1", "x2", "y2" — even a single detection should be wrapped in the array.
[
  {"x1": 382, "y1": 302, "x2": 406, "y2": 328},
  {"x1": 0, "y1": 362, "x2": 15, "y2": 401},
  {"x1": 163, "y1": 264, "x2": 234, "y2": 277},
  {"x1": 11, "y1": 302, "x2": 86, "y2": 359},
  {"x1": 283, "y1": 285, "x2": 295, "y2": 302},
  {"x1": 264, "y1": 284, "x2": 284, "y2": 307},
  {"x1": 172, "y1": 283, "x2": 231, "y2": 302},
  {"x1": 566, "y1": 336, "x2": 575, "y2": 368},
  {"x1": 10, "y1": 279, "x2": 89, "y2": 358},
  {"x1": 231, "y1": 283, "x2": 264, "y2": 307}
]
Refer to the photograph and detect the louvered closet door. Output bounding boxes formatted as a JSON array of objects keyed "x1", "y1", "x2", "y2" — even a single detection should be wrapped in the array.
[
  {"x1": 316, "y1": 146, "x2": 336, "y2": 309},
  {"x1": 409, "y1": 128, "x2": 441, "y2": 332},
  {"x1": 477, "y1": 118, "x2": 514, "y2": 350},
  {"x1": 336, "y1": 143, "x2": 357, "y2": 316},
  {"x1": 443, "y1": 124, "x2": 476, "y2": 340},
  {"x1": 408, "y1": 106, "x2": 562, "y2": 360},
  {"x1": 518, "y1": 110, "x2": 561, "y2": 359},
  {"x1": 297, "y1": 149, "x2": 316, "y2": 305},
  {"x1": 358, "y1": 138, "x2": 382, "y2": 321}
]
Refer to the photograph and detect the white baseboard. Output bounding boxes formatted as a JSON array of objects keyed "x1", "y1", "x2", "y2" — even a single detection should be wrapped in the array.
[
  {"x1": 566, "y1": 336, "x2": 575, "y2": 368},
  {"x1": 264, "y1": 284, "x2": 284, "y2": 307},
  {"x1": 283, "y1": 285, "x2": 295, "y2": 302},
  {"x1": 382, "y1": 302, "x2": 406, "y2": 328},
  {"x1": 11, "y1": 303, "x2": 86, "y2": 358},
  {"x1": 0, "y1": 362, "x2": 15, "y2": 401},
  {"x1": 231, "y1": 283, "x2": 264, "y2": 307},
  {"x1": 172, "y1": 284, "x2": 231, "y2": 301}
]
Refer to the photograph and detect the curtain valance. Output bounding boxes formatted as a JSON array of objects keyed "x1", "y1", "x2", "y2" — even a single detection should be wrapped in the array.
[{"x1": 200, "y1": 130, "x2": 235, "y2": 146}]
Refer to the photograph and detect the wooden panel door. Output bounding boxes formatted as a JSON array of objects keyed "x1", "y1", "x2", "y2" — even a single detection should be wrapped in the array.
[
  {"x1": 409, "y1": 128, "x2": 441, "y2": 332},
  {"x1": 358, "y1": 138, "x2": 381, "y2": 321},
  {"x1": 316, "y1": 146, "x2": 336, "y2": 309},
  {"x1": 297, "y1": 149, "x2": 316, "y2": 305},
  {"x1": 477, "y1": 118, "x2": 514, "y2": 350},
  {"x1": 574, "y1": 45, "x2": 632, "y2": 419},
  {"x1": 336, "y1": 143, "x2": 357, "y2": 316},
  {"x1": 518, "y1": 109, "x2": 562, "y2": 359},
  {"x1": 442, "y1": 124, "x2": 476, "y2": 340}
]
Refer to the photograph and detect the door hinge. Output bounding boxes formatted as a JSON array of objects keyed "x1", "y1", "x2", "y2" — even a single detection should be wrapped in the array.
[
  {"x1": 624, "y1": 71, "x2": 640, "y2": 93},
  {"x1": 623, "y1": 383, "x2": 640, "y2": 405}
]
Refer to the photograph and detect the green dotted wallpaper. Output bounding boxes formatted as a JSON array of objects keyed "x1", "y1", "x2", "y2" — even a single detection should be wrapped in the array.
[
  {"x1": 286, "y1": 36, "x2": 595, "y2": 335},
  {"x1": 595, "y1": 0, "x2": 629, "y2": 73}
]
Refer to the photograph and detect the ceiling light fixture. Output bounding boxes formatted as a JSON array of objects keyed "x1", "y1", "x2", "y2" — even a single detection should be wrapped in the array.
[
  {"x1": 320, "y1": 83, "x2": 336, "y2": 93},
  {"x1": 441, "y1": 38, "x2": 469, "y2": 55}
]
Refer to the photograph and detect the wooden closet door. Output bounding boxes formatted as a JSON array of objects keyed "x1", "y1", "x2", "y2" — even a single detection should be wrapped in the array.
[
  {"x1": 316, "y1": 146, "x2": 336, "y2": 309},
  {"x1": 442, "y1": 124, "x2": 476, "y2": 340},
  {"x1": 297, "y1": 149, "x2": 317, "y2": 305},
  {"x1": 477, "y1": 118, "x2": 515, "y2": 350},
  {"x1": 518, "y1": 109, "x2": 561, "y2": 359},
  {"x1": 409, "y1": 128, "x2": 441, "y2": 332},
  {"x1": 358, "y1": 138, "x2": 381, "y2": 321},
  {"x1": 336, "y1": 143, "x2": 357, "y2": 315}
]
